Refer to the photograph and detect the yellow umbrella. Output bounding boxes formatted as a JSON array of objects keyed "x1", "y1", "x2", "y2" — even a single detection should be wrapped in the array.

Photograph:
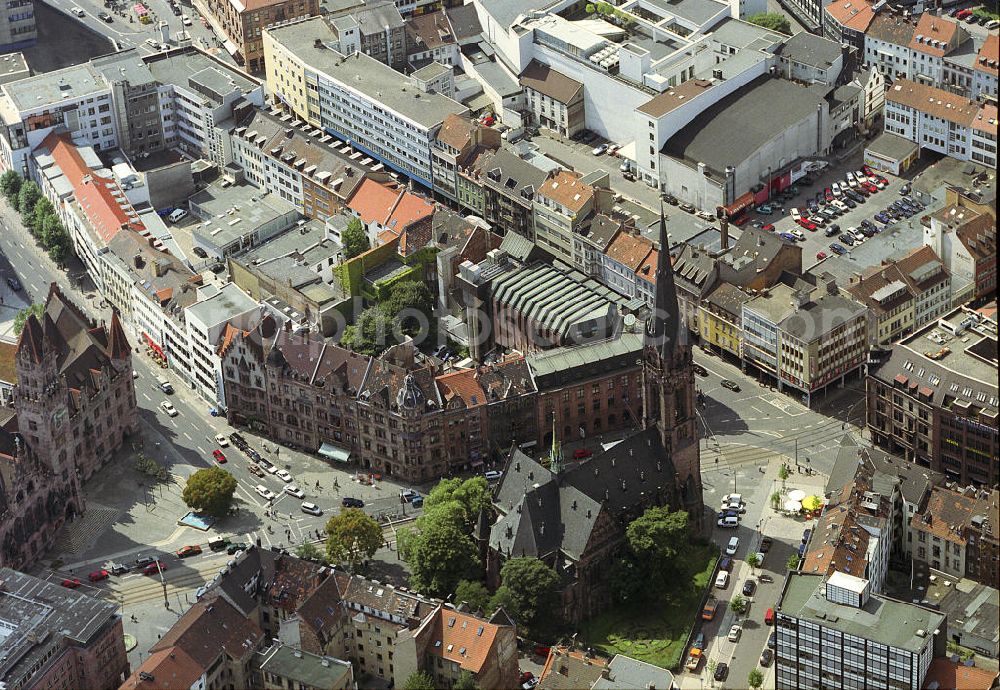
[{"x1": 802, "y1": 495, "x2": 823, "y2": 511}]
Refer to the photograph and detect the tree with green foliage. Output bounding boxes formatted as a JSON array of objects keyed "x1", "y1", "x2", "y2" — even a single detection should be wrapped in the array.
[
  {"x1": 585, "y1": 2, "x2": 596, "y2": 12},
  {"x1": 182, "y1": 467, "x2": 237, "y2": 517},
  {"x1": 771, "y1": 491, "x2": 782, "y2": 511},
  {"x1": 28, "y1": 197, "x2": 54, "y2": 236},
  {"x1": 778, "y1": 463, "x2": 790, "y2": 488},
  {"x1": 625, "y1": 505, "x2": 689, "y2": 584},
  {"x1": 787, "y1": 553, "x2": 801, "y2": 571},
  {"x1": 134, "y1": 453, "x2": 169, "y2": 482},
  {"x1": 748, "y1": 667, "x2": 764, "y2": 690},
  {"x1": 490, "y1": 557, "x2": 560, "y2": 638},
  {"x1": 398, "y1": 513, "x2": 480, "y2": 597},
  {"x1": 402, "y1": 672, "x2": 436, "y2": 690},
  {"x1": 383, "y1": 279, "x2": 435, "y2": 340},
  {"x1": 17, "y1": 181, "x2": 41, "y2": 220},
  {"x1": 455, "y1": 579, "x2": 492, "y2": 614},
  {"x1": 13, "y1": 303, "x2": 44, "y2": 336},
  {"x1": 295, "y1": 541, "x2": 328, "y2": 563},
  {"x1": 325, "y1": 508, "x2": 383, "y2": 570},
  {"x1": 342, "y1": 216, "x2": 370, "y2": 259},
  {"x1": 747, "y1": 12, "x2": 791, "y2": 34},
  {"x1": 746, "y1": 552, "x2": 762, "y2": 572},
  {"x1": 730, "y1": 594, "x2": 748, "y2": 615},
  {"x1": 0, "y1": 170, "x2": 22, "y2": 204},
  {"x1": 423, "y1": 476, "x2": 490, "y2": 529},
  {"x1": 454, "y1": 670, "x2": 478, "y2": 690},
  {"x1": 340, "y1": 306, "x2": 391, "y2": 355}
]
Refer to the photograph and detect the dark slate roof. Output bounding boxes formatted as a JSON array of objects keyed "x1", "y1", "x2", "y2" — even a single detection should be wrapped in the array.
[
  {"x1": 826, "y1": 436, "x2": 944, "y2": 507},
  {"x1": 645, "y1": 212, "x2": 685, "y2": 358},
  {"x1": 490, "y1": 427, "x2": 678, "y2": 563},
  {"x1": 445, "y1": 2, "x2": 483, "y2": 41},
  {"x1": 777, "y1": 31, "x2": 844, "y2": 69}
]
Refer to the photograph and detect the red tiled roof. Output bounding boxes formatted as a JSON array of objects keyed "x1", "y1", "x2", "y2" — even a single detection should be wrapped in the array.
[
  {"x1": 922, "y1": 657, "x2": 999, "y2": 690},
  {"x1": 909, "y1": 13, "x2": 960, "y2": 57},
  {"x1": 347, "y1": 179, "x2": 433, "y2": 232},
  {"x1": 120, "y1": 647, "x2": 204, "y2": 690},
  {"x1": 437, "y1": 368, "x2": 487, "y2": 408},
  {"x1": 605, "y1": 230, "x2": 654, "y2": 271},
  {"x1": 422, "y1": 608, "x2": 501, "y2": 674},
  {"x1": 972, "y1": 102, "x2": 998, "y2": 133},
  {"x1": 885, "y1": 79, "x2": 979, "y2": 127},
  {"x1": 977, "y1": 33, "x2": 999, "y2": 76},
  {"x1": 824, "y1": 0, "x2": 875, "y2": 32},
  {"x1": 42, "y1": 131, "x2": 145, "y2": 243}
]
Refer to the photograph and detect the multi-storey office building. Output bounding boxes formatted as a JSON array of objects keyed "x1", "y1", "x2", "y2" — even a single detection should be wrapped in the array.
[
  {"x1": 263, "y1": 18, "x2": 468, "y2": 190},
  {"x1": 203, "y1": 0, "x2": 320, "y2": 74},
  {"x1": 775, "y1": 572, "x2": 946, "y2": 690},
  {"x1": 866, "y1": 307, "x2": 998, "y2": 488}
]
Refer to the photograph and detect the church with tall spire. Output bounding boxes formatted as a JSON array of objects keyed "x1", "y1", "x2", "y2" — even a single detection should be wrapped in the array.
[{"x1": 642, "y1": 209, "x2": 704, "y2": 528}]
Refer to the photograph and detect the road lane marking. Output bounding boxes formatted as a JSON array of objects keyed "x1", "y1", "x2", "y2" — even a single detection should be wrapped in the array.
[{"x1": 183, "y1": 431, "x2": 192, "y2": 441}]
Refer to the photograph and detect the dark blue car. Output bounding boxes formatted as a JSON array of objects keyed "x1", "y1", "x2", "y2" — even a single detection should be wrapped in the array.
[
  {"x1": 830, "y1": 243, "x2": 847, "y2": 255},
  {"x1": 875, "y1": 213, "x2": 890, "y2": 224}
]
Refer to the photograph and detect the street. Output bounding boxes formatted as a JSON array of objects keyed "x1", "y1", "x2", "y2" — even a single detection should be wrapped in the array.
[{"x1": 41, "y1": 0, "x2": 234, "y2": 59}]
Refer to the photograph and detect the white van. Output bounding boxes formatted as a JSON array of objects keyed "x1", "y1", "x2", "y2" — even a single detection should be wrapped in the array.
[
  {"x1": 168, "y1": 208, "x2": 188, "y2": 223},
  {"x1": 715, "y1": 571, "x2": 730, "y2": 589}
]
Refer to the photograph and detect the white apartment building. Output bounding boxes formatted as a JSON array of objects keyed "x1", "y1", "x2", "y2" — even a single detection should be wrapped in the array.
[
  {"x1": 0, "y1": 62, "x2": 116, "y2": 175},
  {"x1": 776, "y1": 572, "x2": 946, "y2": 690},
  {"x1": 145, "y1": 50, "x2": 263, "y2": 168},
  {"x1": 971, "y1": 34, "x2": 998, "y2": 101},
  {"x1": 184, "y1": 283, "x2": 260, "y2": 406},
  {"x1": 263, "y1": 17, "x2": 468, "y2": 190},
  {"x1": 884, "y1": 79, "x2": 997, "y2": 168}
]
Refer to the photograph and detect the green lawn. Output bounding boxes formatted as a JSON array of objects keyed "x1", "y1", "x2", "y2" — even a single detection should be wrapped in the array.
[{"x1": 580, "y1": 544, "x2": 718, "y2": 670}]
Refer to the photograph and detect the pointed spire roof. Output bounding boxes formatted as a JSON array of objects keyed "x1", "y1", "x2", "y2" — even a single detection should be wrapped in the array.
[
  {"x1": 549, "y1": 414, "x2": 562, "y2": 475},
  {"x1": 107, "y1": 311, "x2": 130, "y2": 360},
  {"x1": 18, "y1": 313, "x2": 45, "y2": 364},
  {"x1": 645, "y1": 207, "x2": 684, "y2": 358}
]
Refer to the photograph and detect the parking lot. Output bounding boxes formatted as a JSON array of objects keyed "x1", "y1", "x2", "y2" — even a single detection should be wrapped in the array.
[{"x1": 735, "y1": 156, "x2": 931, "y2": 269}]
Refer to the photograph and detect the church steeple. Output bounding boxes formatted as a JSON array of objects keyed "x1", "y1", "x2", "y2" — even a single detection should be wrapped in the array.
[
  {"x1": 645, "y1": 207, "x2": 684, "y2": 361},
  {"x1": 641, "y1": 207, "x2": 703, "y2": 529},
  {"x1": 549, "y1": 414, "x2": 562, "y2": 475}
]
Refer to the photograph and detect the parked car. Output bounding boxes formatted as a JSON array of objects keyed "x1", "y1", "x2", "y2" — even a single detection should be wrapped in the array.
[
  {"x1": 255, "y1": 485, "x2": 276, "y2": 501},
  {"x1": 717, "y1": 516, "x2": 739, "y2": 528},
  {"x1": 725, "y1": 536, "x2": 740, "y2": 555},
  {"x1": 679, "y1": 202, "x2": 696, "y2": 213},
  {"x1": 743, "y1": 579, "x2": 757, "y2": 596},
  {"x1": 135, "y1": 555, "x2": 157, "y2": 568},
  {"x1": 765, "y1": 607, "x2": 775, "y2": 625},
  {"x1": 761, "y1": 223, "x2": 775, "y2": 232},
  {"x1": 760, "y1": 536, "x2": 773, "y2": 552},
  {"x1": 6, "y1": 276, "x2": 21, "y2": 291},
  {"x1": 714, "y1": 663, "x2": 729, "y2": 682},
  {"x1": 719, "y1": 556, "x2": 733, "y2": 571},
  {"x1": 176, "y1": 545, "x2": 202, "y2": 558},
  {"x1": 285, "y1": 485, "x2": 305, "y2": 498},
  {"x1": 61, "y1": 578, "x2": 82, "y2": 588},
  {"x1": 71, "y1": 6, "x2": 85, "y2": 15},
  {"x1": 759, "y1": 573, "x2": 774, "y2": 583},
  {"x1": 692, "y1": 631, "x2": 706, "y2": 650},
  {"x1": 212, "y1": 449, "x2": 226, "y2": 464},
  {"x1": 275, "y1": 469, "x2": 293, "y2": 483},
  {"x1": 720, "y1": 379, "x2": 740, "y2": 392},
  {"x1": 143, "y1": 561, "x2": 166, "y2": 575},
  {"x1": 838, "y1": 234, "x2": 856, "y2": 247},
  {"x1": 229, "y1": 432, "x2": 247, "y2": 447},
  {"x1": 715, "y1": 571, "x2": 730, "y2": 589},
  {"x1": 830, "y1": 243, "x2": 847, "y2": 255},
  {"x1": 591, "y1": 143, "x2": 608, "y2": 156},
  {"x1": 98, "y1": 10, "x2": 113, "y2": 21},
  {"x1": 484, "y1": 470, "x2": 503, "y2": 482},
  {"x1": 342, "y1": 497, "x2": 365, "y2": 508},
  {"x1": 727, "y1": 624, "x2": 742, "y2": 642},
  {"x1": 88, "y1": 569, "x2": 110, "y2": 582},
  {"x1": 227, "y1": 542, "x2": 248, "y2": 555},
  {"x1": 779, "y1": 232, "x2": 797, "y2": 243},
  {"x1": 760, "y1": 648, "x2": 774, "y2": 666},
  {"x1": 824, "y1": 225, "x2": 839, "y2": 237}
]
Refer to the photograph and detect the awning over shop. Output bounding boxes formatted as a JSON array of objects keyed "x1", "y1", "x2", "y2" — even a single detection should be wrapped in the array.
[
  {"x1": 319, "y1": 443, "x2": 351, "y2": 463},
  {"x1": 223, "y1": 40, "x2": 239, "y2": 56},
  {"x1": 143, "y1": 332, "x2": 165, "y2": 359},
  {"x1": 724, "y1": 192, "x2": 754, "y2": 217}
]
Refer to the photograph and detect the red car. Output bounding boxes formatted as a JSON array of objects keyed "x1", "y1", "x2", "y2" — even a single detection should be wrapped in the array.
[
  {"x1": 862, "y1": 182, "x2": 878, "y2": 193},
  {"x1": 816, "y1": 251, "x2": 828, "y2": 260},
  {"x1": 824, "y1": 187, "x2": 834, "y2": 201},
  {"x1": 61, "y1": 578, "x2": 82, "y2": 588},
  {"x1": 88, "y1": 569, "x2": 110, "y2": 582},
  {"x1": 212, "y1": 449, "x2": 226, "y2": 464},
  {"x1": 143, "y1": 561, "x2": 166, "y2": 575},
  {"x1": 176, "y1": 545, "x2": 202, "y2": 558},
  {"x1": 573, "y1": 448, "x2": 592, "y2": 459},
  {"x1": 762, "y1": 223, "x2": 775, "y2": 232},
  {"x1": 861, "y1": 164, "x2": 873, "y2": 175}
]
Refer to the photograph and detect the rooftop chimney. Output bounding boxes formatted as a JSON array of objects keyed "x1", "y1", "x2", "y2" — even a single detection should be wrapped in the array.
[{"x1": 720, "y1": 215, "x2": 730, "y2": 250}]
